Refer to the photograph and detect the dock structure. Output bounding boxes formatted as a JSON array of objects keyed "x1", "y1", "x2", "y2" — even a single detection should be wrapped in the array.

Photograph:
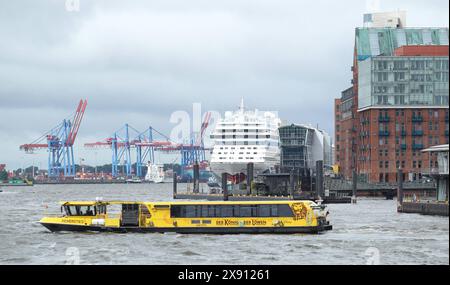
[
  {"x1": 173, "y1": 160, "x2": 438, "y2": 204},
  {"x1": 173, "y1": 162, "x2": 352, "y2": 203},
  {"x1": 315, "y1": 160, "x2": 324, "y2": 200},
  {"x1": 173, "y1": 192, "x2": 350, "y2": 203},
  {"x1": 351, "y1": 170, "x2": 357, "y2": 204},
  {"x1": 397, "y1": 144, "x2": 449, "y2": 217},
  {"x1": 222, "y1": 173, "x2": 228, "y2": 201},
  {"x1": 172, "y1": 172, "x2": 177, "y2": 199}
]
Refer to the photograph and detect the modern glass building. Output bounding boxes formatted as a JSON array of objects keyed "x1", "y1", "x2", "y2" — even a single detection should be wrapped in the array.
[
  {"x1": 279, "y1": 124, "x2": 331, "y2": 174},
  {"x1": 358, "y1": 56, "x2": 449, "y2": 109},
  {"x1": 355, "y1": 27, "x2": 448, "y2": 61}
]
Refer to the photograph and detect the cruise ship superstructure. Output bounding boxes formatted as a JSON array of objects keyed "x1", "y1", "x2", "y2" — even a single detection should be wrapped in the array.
[{"x1": 210, "y1": 99, "x2": 281, "y2": 179}]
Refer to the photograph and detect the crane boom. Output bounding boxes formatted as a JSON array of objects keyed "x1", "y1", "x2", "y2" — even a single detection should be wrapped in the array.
[{"x1": 67, "y1": 99, "x2": 87, "y2": 146}]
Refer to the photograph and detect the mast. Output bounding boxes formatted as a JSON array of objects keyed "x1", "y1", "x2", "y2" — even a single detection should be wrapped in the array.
[{"x1": 239, "y1": 97, "x2": 245, "y2": 113}]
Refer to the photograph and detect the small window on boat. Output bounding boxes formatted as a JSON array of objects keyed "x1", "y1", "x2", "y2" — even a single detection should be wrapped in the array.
[
  {"x1": 64, "y1": 205, "x2": 96, "y2": 216},
  {"x1": 170, "y1": 205, "x2": 182, "y2": 217},
  {"x1": 257, "y1": 205, "x2": 271, "y2": 217},
  {"x1": 97, "y1": 204, "x2": 107, "y2": 215},
  {"x1": 276, "y1": 205, "x2": 294, "y2": 217},
  {"x1": 270, "y1": 205, "x2": 278, "y2": 217},
  {"x1": 214, "y1": 206, "x2": 229, "y2": 217},
  {"x1": 208, "y1": 206, "x2": 216, "y2": 217},
  {"x1": 239, "y1": 206, "x2": 253, "y2": 217},
  {"x1": 185, "y1": 206, "x2": 197, "y2": 218},
  {"x1": 200, "y1": 206, "x2": 208, "y2": 217}
]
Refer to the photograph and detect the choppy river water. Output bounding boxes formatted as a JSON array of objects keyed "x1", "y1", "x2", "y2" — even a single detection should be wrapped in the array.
[{"x1": 0, "y1": 183, "x2": 448, "y2": 265}]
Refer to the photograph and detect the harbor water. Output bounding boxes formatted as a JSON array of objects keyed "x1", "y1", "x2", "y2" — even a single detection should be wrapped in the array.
[{"x1": 0, "y1": 184, "x2": 448, "y2": 265}]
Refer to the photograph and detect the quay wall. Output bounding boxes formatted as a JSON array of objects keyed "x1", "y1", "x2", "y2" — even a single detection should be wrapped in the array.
[{"x1": 399, "y1": 202, "x2": 449, "y2": 216}]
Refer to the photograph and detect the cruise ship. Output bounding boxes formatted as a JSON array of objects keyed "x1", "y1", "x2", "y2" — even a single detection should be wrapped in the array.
[{"x1": 210, "y1": 99, "x2": 281, "y2": 180}]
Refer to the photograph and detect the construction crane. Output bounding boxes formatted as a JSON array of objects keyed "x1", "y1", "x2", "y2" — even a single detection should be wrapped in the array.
[
  {"x1": 84, "y1": 124, "x2": 172, "y2": 178},
  {"x1": 20, "y1": 99, "x2": 88, "y2": 178}
]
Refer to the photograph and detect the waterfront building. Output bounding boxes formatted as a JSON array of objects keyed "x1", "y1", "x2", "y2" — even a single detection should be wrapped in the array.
[
  {"x1": 334, "y1": 12, "x2": 449, "y2": 183},
  {"x1": 279, "y1": 124, "x2": 332, "y2": 174},
  {"x1": 334, "y1": 87, "x2": 357, "y2": 179}
]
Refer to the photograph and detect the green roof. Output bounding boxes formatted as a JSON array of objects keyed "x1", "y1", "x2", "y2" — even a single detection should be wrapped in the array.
[{"x1": 355, "y1": 27, "x2": 449, "y2": 61}]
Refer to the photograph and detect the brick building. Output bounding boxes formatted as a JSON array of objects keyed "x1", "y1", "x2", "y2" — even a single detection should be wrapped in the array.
[{"x1": 335, "y1": 13, "x2": 449, "y2": 183}]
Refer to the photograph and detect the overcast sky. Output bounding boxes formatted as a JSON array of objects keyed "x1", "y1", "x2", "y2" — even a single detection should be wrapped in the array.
[{"x1": 0, "y1": 0, "x2": 448, "y2": 170}]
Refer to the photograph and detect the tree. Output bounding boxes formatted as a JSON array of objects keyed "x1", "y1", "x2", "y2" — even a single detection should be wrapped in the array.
[{"x1": 0, "y1": 169, "x2": 8, "y2": 182}]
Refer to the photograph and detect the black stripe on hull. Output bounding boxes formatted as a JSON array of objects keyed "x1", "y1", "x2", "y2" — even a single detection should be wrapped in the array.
[{"x1": 41, "y1": 223, "x2": 332, "y2": 234}]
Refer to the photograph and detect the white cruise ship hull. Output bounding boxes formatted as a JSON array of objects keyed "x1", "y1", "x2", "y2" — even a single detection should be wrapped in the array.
[{"x1": 210, "y1": 161, "x2": 274, "y2": 176}]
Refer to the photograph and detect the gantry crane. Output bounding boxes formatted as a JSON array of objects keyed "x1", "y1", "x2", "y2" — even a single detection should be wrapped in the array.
[
  {"x1": 20, "y1": 99, "x2": 88, "y2": 178},
  {"x1": 84, "y1": 112, "x2": 212, "y2": 180}
]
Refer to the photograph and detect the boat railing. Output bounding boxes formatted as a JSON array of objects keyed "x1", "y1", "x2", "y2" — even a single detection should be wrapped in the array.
[{"x1": 43, "y1": 213, "x2": 63, "y2": 217}]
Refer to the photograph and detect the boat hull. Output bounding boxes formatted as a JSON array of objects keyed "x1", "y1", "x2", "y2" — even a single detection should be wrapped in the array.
[
  {"x1": 210, "y1": 161, "x2": 274, "y2": 176},
  {"x1": 41, "y1": 222, "x2": 332, "y2": 234}
]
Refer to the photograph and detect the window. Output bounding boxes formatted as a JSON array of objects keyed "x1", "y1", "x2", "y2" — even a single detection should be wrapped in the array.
[
  {"x1": 277, "y1": 205, "x2": 294, "y2": 217},
  {"x1": 171, "y1": 204, "x2": 294, "y2": 218},
  {"x1": 64, "y1": 205, "x2": 96, "y2": 216},
  {"x1": 257, "y1": 205, "x2": 271, "y2": 217},
  {"x1": 239, "y1": 206, "x2": 254, "y2": 217},
  {"x1": 185, "y1": 206, "x2": 197, "y2": 218},
  {"x1": 220, "y1": 206, "x2": 233, "y2": 217}
]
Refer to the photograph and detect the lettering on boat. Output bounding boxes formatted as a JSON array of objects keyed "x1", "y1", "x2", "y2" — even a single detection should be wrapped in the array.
[{"x1": 216, "y1": 219, "x2": 267, "y2": 226}]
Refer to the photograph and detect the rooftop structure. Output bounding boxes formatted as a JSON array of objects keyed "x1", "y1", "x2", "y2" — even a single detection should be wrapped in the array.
[
  {"x1": 355, "y1": 27, "x2": 448, "y2": 61},
  {"x1": 363, "y1": 11, "x2": 406, "y2": 28}
]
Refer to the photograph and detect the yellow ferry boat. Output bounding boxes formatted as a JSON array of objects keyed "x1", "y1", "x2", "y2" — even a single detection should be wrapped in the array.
[{"x1": 40, "y1": 200, "x2": 332, "y2": 234}]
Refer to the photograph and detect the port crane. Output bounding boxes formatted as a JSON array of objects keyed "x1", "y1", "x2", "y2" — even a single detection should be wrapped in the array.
[
  {"x1": 158, "y1": 111, "x2": 212, "y2": 180},
  {"x1": 19, "y1": 99, "x2": 88, "y2": 178},
  {"x1": 84, "y1": 112, "x2": 212, "y2": 180},
  {"x1": 84, "y1": 124, "x2": 172, "y2": 178}
]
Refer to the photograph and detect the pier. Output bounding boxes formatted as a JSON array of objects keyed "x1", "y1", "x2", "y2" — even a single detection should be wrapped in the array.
[{"x1": 397, "y1": 145, "x2": 449, "y2": 217}]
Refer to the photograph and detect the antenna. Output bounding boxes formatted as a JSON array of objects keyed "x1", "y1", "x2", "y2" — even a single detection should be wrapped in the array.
[{"x1": 239, "y1": 97, "x2": 245, "y2": 113}]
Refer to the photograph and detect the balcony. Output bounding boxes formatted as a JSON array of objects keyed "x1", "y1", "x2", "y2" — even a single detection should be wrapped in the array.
[
  {"x1": 412, "y1": 116, "x2": 423, "y2": 122},
  {"x1": 379, "y1": 130, "x2": 390, "y2": 136},
  {"x1": 378, "y1": 116, "x2": 390, "y2": 123},
  {"x1": 412, "y1": 144, "x2": 424, "y2": 150},
  {"x1": 411, "y1": 130, "x2": 424, "y2": 136},
  {"x1": 401, "y1": 130, "x2": 407, "y2": 136}
]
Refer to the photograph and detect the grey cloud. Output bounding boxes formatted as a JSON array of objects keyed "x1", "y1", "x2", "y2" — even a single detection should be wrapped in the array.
[{"x1": 0, "y1": 0, "x2": 448, "y2": 168}]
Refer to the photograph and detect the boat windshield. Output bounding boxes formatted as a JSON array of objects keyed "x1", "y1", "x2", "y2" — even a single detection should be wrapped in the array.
[{"x1": 63, "y1": 205, "x2": 104, "y2": 216}]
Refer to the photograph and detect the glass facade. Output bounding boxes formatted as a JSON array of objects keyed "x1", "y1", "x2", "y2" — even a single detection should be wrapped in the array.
[
  {"x1": 355, "y1": 28, "x2": 448, "y2": 61},
  {"x1": 279, "y1": 125, "x2": 313, "y2": 172},
  {"x1": 358, "y1": 56, "x2": 449, "y2": 109}
]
